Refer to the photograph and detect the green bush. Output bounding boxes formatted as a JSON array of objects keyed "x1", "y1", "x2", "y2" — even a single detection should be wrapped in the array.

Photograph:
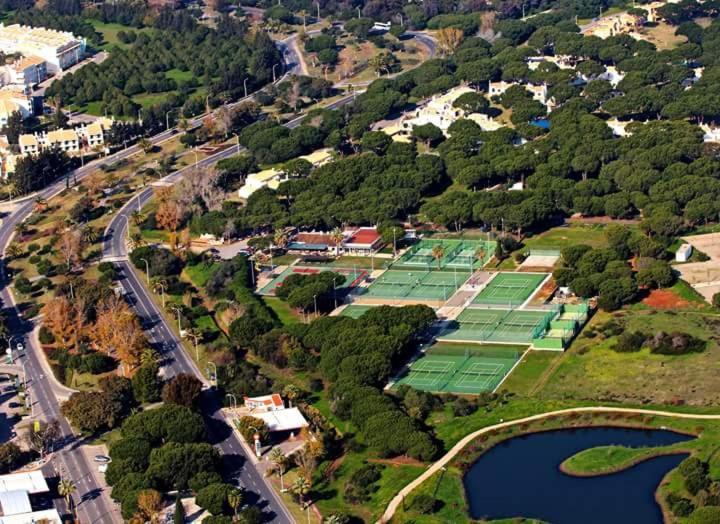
[
  {"x1": 688, "y1": 506, "x2": 720, "y2": 524},
  {"x1": 411, "y1": 493, "x2": 437, "y2": 514},
  {"x1": 38, "y1": 326, "x2": 55, "y2": 345},
  {"x1": 613, "y1": 331, "x2": 645, "y2": 353}
]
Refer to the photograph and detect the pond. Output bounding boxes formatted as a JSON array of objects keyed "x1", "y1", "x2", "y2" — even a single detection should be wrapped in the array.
[{"x1": 463, "y1": 426, "x2": 692, "y2": 524}]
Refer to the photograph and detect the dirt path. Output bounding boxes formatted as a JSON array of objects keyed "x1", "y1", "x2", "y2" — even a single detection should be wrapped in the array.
[{"x1": 378, "y1": 406, "x2": 720, "y2": 523}]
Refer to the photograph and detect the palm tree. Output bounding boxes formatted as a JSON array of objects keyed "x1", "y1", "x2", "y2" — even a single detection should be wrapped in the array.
[
  {"x1": 5, "y1": 244, "x2": 21, "y2": 259},
  {"x1": 81, "y1": 225, "x2": 99, "y2": 244},
  {"x1": 138, "y1": 138, "x2": 153, "y2": 155},
  {"x1": 58, "y1": 477, "x2": 76, "y2": 518},
  {"x1": 227, "y1": 489, "x2": 243, "y2": 521},
  {"x1": 269, "y1": 447, "x2": 287, "y2": 490},
  {"x1": 324, "y1": 515, "x2": 349, "y2": 524},
  {"x1": 273, "y1": 230, "x2": 288, "y2": 250},
  {"x1": 431, "y1": 244, "x2": 445, "y2": 269},
  {"x1": 330, "y1": 227, "x2": 344, "y2": 257},
  {"x1": 129, "y1": 232, "x2": 145, "y2": 250},
  {"x1": 131, "y1": 210, "x2": 145, "y2": 227},
  {"x1": 14, "y1": 222, "x2": 28, "y2": 237},
  {"x1": 282, "y1": 384, "x2": 300, "y2": 407},
  {"x1": 140, "y1": 348, "x2": 160, "y2": 367},
  {"x1": 291, "y1": 476, "x2": 311, "y2": 506}
]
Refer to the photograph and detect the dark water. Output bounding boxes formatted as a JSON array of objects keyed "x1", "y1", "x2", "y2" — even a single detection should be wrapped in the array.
[{"x1": 463, "y1": 427, "x2": 692, "y2": 524}]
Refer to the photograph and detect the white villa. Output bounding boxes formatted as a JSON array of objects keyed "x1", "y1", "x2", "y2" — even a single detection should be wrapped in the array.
[{"x1": 237, "y1": 148, "x2": 333, "y2": 200}]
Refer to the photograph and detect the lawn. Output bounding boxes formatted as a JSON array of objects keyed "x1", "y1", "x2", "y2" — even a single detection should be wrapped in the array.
[
  {"x1": 183, "y1": 261, "x2": 219, "y2": 288},
  {"x1": 521, "y1": 224, "x2": 612, "y2": 251},
  {"x1": 537, "y1": 309, "x2": 720, "y2": 406},
  {"x1": 262, "y1": 296, "x2": 303, "y2": 325},
  {"x1": 499, "y1": 351, "x2": 561, "y2": 396},
  {"x1": 88, "y1": 20, "x2": 154, "y2": 50}
]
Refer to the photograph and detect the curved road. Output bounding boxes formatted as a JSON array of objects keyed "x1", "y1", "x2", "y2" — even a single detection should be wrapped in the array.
[
  {"x1": 0, "y1": 35, "x2": 304, "y2": 523},
  {"x1": 378, "y1": 406, "x2": 720, "y2": 523},
  {"x1": 0, "y1": 28, "x2": 437, "y2": 522}
]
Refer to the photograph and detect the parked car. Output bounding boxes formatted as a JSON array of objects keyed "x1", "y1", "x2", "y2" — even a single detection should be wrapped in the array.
[{"x1": 93, "y1": 455, "x2": 111, "y2": 463}]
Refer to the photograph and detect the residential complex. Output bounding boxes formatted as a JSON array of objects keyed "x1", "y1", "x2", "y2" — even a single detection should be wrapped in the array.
[{"x1": 0, "y1": 24, "x2": 85, "y2": 74}]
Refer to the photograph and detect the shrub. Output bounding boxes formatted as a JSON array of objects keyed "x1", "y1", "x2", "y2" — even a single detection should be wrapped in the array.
[
  {"x1": 613, "y1": 331, "x2": 645, "y2": 353},
  {"x1": 14, "y1": 277, "x2": 33, "y2": 294},
  {"x1": 452, "y1": 397, "x2": 477, "y2": 416},
  {"x1": 667, "y1": 493, "x2": 695, "y2": 517},
  {"x1": 713, "y1": 292, "x2": 720, "y2": 308},
  {"x1": 38, "y1": 326, "x2": 55, "y2": 345},
  {"x1": 646, "y1": 332, "x2": 706, "y2": 355},
  {"x1": 688, "y1": 506, "x2": 720, "y2": 524},
  {"x1": 411, "y1": 493, "x2": 437, "y2": 514}
]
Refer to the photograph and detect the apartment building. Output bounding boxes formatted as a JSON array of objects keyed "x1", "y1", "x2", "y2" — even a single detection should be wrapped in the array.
[{"x1": 0, "y1": 23, "x2": 85, "y2": 73}]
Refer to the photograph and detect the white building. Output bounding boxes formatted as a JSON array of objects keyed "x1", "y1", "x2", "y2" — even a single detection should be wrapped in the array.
[
  {"x1": 18, "y1": 118, "x2": 113, "y2": 156},
  {"x1": 0, "y1": 23, "x2": 86, "y2": 73},
  {"x1": 379, "y1": 86, "x2": 505, "y2": 142},
  {"x1": 676, "y1": 243, "x2": 693, "y2": 263},
  {"x1": 0, "y1": 470, "x2": 62, "y2": 524},
  {"x1": 237, "y1": 148, "x2": 333, "y2": 200},
  {"x1": 488, "y1": 80, "x2": 549, "y2": 105},
  {"x1": 0, "y1": 87, "x2": 33, "y2": 127},
  {"x1": 2, "y1": 56, "x2": 47, "y2": 87}
]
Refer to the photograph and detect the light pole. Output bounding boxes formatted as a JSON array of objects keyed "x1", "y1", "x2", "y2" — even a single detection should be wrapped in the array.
[
  {"x1": 226, "y1": 393, "x2": 238, "y2": 411},
  {"x1": 313, "y1": 294, "x2": 318, "y2": 318},
  {"x1": 155, "y1": 281, "x2": 166, "y2": 308},
  {"x1": 315, "y1": 1, "x2": 320, "y2": 19},
  {"x1": 243, "y1": 78, "x2": 248, "y2": 98},
  {"x1": 232, "y1": 133, "x2": 240, "y2": 155},
  {"x1": 140, "y1": 258, "x2": 150, "y2": 285},
  {"x1": 193, "y1": 148, "x2": 199, "y2": 168},
  {"x1": 248, "y1": 426, "x2": 262, "y2": 457},
  {"x1": 332, "y1": 277, "x2": 337, "y2": 310},
  {"x1": 272, "y1": 63, "x2": 279, "y2": 83},
  {"x1": 165, "y1": 108, "x2": 179, "y2": 130},
  {"x1": 171, "y1": 305, "x2": 183, "y2": 333},
  {"x1": 207, "y1": 361, "x2": 217, "y2": 385}
]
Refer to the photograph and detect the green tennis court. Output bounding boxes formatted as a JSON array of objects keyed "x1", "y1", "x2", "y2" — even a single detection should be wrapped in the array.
[
  {"x1": 472, "y1": 272, "x2": 547, "y2": 307},
  {"x1": 340, "y1": 305, "x2": 376, "y2": 318},
  {"x1": 258, "y1": 266, "x2": 368, "y2": 296},
  {"x1": 392, "y1": 343, "x2": 523, "y2": 394},
  {"x1": 440, "y1": 307, "x2": 557, "y2": 344},
  {"x1": 397, "y1": 238, "x2": 496, "y2": 270},
  {"x1": 364, "y1": 268, "x2": 470, "y2": 301}
]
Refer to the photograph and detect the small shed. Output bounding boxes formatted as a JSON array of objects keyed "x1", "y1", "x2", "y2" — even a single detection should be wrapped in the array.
[{"x1": 676, "y1": 244, "x2": 693, "y2": 263}]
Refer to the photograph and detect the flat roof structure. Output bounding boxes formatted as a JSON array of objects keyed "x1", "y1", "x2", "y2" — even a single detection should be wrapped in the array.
[
  {"x1": 0, "y1": 471, "x2": 49, "y2": 495},
  {"x1": 254, "y1": 407, "x2": 309, "y2": 432}
]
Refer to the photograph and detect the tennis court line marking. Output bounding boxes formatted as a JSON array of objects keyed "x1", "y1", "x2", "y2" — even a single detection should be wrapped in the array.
[{"x1": 518, "y1": 272, "x2": 553, "y2": 309}]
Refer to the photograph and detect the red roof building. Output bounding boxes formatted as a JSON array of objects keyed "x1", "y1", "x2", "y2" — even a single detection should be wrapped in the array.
[{"x1": 342, "y1": 227, "x2": 383, "y2": 254}]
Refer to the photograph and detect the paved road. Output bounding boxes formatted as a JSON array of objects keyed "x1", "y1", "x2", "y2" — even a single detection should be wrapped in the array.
[
  {"x1": 0, "y1": 37, "x2": 304, "y2": 523},
  {"x1": 101, "y1": 92, "x2": 358, "y2": 523}
]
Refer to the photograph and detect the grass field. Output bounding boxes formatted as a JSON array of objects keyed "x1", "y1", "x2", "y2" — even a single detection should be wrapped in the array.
[
  {"x1": 262, "y1": 296, "x2": 303, "y2": 325},
  {"x1": 183, "y1": 261, "x2": 218, "y2": 288},
  {"x1": 537, "y1": 309, "x2": 720, "y2": 406},
  {"x1": 522, "y1": 225, "x2": 611, "y2": 251},
  {"x1": 88, "y1": 20, "x2": 154, "y2": 50}
]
